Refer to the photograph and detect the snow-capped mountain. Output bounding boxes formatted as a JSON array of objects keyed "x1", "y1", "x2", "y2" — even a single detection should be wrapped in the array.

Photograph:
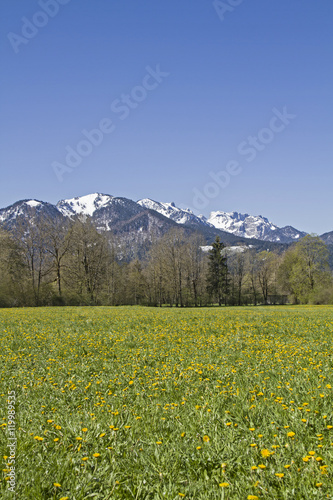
[
  {"x1": 57, "y1": 193, "x2": 114, "y2": 217},
  {"x1": 208, "y1": 211, "x2": 278, "y2": 239},
  {"x1": 0, "y1": 199, "x2": 62, "y2": 229},
  {"x1": 207, "y1": 211, "x2": 306, "y2": 243},
  {"x1": 0, "y1": 192, "x2": 316, "y2": 245},
  {"x1": 138, "y1": 198, "x2": 211, "y2": 227}
]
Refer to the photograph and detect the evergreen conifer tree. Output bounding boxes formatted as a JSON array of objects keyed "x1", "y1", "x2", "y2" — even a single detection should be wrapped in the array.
[{"x1": 207, "y1": 236, "x2": 228, "y2": 305}]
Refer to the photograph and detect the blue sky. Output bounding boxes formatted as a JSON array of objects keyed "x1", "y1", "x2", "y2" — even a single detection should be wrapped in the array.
[{"x1": 0, "y1": 0, "x2": 332, "y2": 234}]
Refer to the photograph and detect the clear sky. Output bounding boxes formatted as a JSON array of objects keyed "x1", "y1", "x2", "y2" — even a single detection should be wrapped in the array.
[{"x1": 1, "y1": 0, "x2": 332, "y2": 234}]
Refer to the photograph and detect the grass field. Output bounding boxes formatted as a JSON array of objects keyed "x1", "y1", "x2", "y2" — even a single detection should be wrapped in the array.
[{"x1": 0, "y1": 306, "x2": 333, "y2": 499}]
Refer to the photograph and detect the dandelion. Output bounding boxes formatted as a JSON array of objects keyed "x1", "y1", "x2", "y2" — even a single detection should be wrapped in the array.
[
  {"x1": 82, "y1": 428, "x2": 88, "y2": 432},
  {"x1": 275, "y1": 473, "x2": 284, "y2": 478},
  {"x1": 316, "y1": 483, "x2": 323, "y2": 487},
  {"x1": 203, "y1": 435, "x2": 210, "y2": 442},
  {"x1": 219, "y1": 482, "x2": 229, "y2": 487},
  {"x1": 55, "y1": 425, "x2": 61, "y2": 430},
  {"x1": 247, "y1": 496, "x2": 259, "y2": 500},
  {"x1": 82, "y1": 457, "x2": 88, "y2": 461},
  {"x1": 181, "y1": 432, "x2": 185, "y2": 437},
  {"x1": 196, "y1": 446, "x2": 201, "y2": 450},
  {"x1": 178, "y1": 494, "x2": 185, "y2": 498},
  {"x1": 287, "y1": 431, "x2": 295, "y2": 437},
  {"x1": 53, "y1": 483, "x2": 61, "y2": 487},
  {"x1": 93, "y1": 453, "x2": 101, "y2": 458},
  {"x1": 251, "y1": 466, "x2": 258, "y2": 470},
  {"x1": 54, "y1": 438, "x2": 59, "y2": 442},
  {"x1": 76, "y1": 437, "x2": 82, "y2": 441},
  {"x1": 261, "y1": 449, "x2": 271, "y2": 457},
  {"x1": 258, "y1": 464, "x2": 266, "y2": 469}
]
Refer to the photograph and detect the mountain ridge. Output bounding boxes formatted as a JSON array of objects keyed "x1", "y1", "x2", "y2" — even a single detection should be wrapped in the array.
[{"x1": 0, "y1": 192, "x2": 327, "y2": 245}]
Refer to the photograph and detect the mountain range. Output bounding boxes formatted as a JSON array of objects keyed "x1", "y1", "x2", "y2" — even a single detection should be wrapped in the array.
[{"x1": 0, "y1": 193, "x2": 332, "y2": 250}]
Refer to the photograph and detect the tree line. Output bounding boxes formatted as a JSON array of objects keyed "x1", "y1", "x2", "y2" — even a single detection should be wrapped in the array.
[{"x1": 0, "y1": 216, "x2": 332, "y2": 307}]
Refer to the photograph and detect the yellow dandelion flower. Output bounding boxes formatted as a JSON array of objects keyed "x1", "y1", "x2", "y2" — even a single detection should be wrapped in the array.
[
  {"x1": 53, "y1": 483, "x2": 61, "y2": 487},
  {"x1": 275, "y1": 473, "x2": 284, "y2": 478},
  {"x1": 287, "y1": 431, "x2": 295, "y2": 437},
  {"x1": 82, "y1": 457, "x2": 88, "y2": 461},
  {"x1": 54, "y1": 438, "x2": 59, "y2": 442},
  {"x1": 203, "y1": 435, "x2": 210, "y2": 442},
  {"x1": 219, "y1": 482, "x2": 229, "y2": 487},
  {"x1": 82, "y1": 428, "x2": 88, "y2": 432},
  {"x1": 261, "y1": 449, "x2": 271, "y2": 457},
  {"x1": 93, "y1": 453, "x2": 101, "y2": 458}
]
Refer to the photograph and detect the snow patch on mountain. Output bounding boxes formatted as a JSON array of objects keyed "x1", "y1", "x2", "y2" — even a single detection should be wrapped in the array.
[
  {"x1": 207, "y1": 211, "x2": 306, "y2": 242},
  {"x1": 208, "y1": 211, "x2": 278, "y2": 240},
  {"x1": 138, "y1": 198, "x2": 211, "y2": 226},
  {"x1": 57, "y1": 193, "x2": 114, "y2": 217},
  {"x1": 25, "y1": 200, "x2": 41, "y2": 208}
]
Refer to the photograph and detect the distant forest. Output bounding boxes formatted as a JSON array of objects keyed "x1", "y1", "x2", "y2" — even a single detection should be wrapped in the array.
[{"x1": 0, "y1": 217, "x2": 332, "y2": 307}]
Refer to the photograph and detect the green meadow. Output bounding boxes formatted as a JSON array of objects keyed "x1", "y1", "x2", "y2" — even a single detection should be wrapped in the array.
[{"x1": 0, "y1": 306, "x2": 332, "y2": 499}]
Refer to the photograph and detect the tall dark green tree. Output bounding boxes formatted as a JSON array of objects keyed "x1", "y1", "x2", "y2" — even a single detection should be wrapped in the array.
[{"x1": 206, "y1": 236, "x2": 228, "y2": 306}]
